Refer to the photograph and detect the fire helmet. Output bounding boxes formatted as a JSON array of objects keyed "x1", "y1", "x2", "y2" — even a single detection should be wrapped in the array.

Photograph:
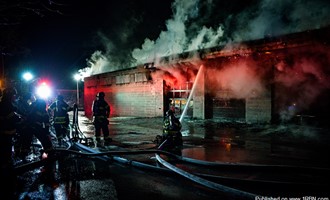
[
  {"x1": 35, "y1": 98, "x2": 47, "y2": 110},
  {"x1": 166, "y1": 109, "x2": 174, "y2": 116},
  {"x1": 97, "y1": 92, "x2": 105, "y2": 98},
  {"x1": 57, "y1": 95, "x2": 64, "y2": 101},
  {"x1": 2, "y1": 87, "x2": 17, "y2": 100}
]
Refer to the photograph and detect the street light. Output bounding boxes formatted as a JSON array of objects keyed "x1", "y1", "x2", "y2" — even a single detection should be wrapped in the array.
[
  {"x1": 74, "y1": 74, "x2": 80, "y2": 106},
  {"x1": 22, "y1": 72, "x2": 34, "y2": 93},
  {"x1": 22, "y1": 72, "x2": 33, "y2": 82}
]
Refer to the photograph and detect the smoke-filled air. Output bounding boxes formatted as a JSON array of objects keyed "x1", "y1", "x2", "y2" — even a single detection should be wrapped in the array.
[
  {"x1": 77, "y1": 0, "x2": 330, "y2": 120},
  {"x1": 81, "y1": 0, "x2": 330, "y2": 76}
]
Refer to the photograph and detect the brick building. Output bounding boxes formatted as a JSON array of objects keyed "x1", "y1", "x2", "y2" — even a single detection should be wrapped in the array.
[{"x1": 84, "y1": 27, "x2": 330, "y2": 125}]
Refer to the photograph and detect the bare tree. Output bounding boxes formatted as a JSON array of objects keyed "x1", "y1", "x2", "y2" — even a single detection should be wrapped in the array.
[
  {"x1": 0, "y1": 0, "x2": 69, "y2": 83},
  {"x1": 0, "y1": 0, "x2": 68, "y2": 52},
  {"x1": 0, "y1": 0, "x2": 67, "y2": 25}
]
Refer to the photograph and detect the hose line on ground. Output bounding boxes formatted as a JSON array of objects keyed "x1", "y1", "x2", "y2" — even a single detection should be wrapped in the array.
[
  {"x1": 72, "y1": 143, "x2": 329, "y2": 195},
  {"x1": 14, "y1": 137, "x2": 328, "y2": 196},
  {"x1": 68, "y1": 108, "x2": 330, "y2": 196},
  {"x1": 54, "y1": 145, "x2": 330, "y2": 173},
  {"x1": 16, "y1": 108, "x2": 329, "y2": 178},
  {"x1": 155, "y1": 153, "x2": 257, "y2": 200},
  {"x1": 72, "y1": 107, "x2": 330, "y2": 173},
  {"x1": 71, "y1": 143, "x2": 256, "y2": 199},
  {"x1": 69, "y1": 143, "x2": 329, "y2": 197}
]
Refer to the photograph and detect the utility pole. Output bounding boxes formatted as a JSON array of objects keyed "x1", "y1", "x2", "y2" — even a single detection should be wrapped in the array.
[
  {"x1": 74, "y1": 74, "x2": 80, "y2": 107},
  {"x1": 76, "y1": 79, "x2": 79, "y2": 106},
  {"x1": 0, "y1": 53, "x2": 5, "y2": 89}
]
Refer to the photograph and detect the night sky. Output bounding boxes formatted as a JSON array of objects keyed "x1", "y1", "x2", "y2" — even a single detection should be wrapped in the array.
[
  {"x1": 3, "y1": 0, "x2": 330, "y2": 89},
  {"x1": 4, "y1": 0, "x2": 174, "y2": 89}
]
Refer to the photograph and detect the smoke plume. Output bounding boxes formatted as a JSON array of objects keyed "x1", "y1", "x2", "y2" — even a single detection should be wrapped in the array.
[
  {"x1": 81, "y1": 0, "x2": 330, "y2": 120},
  {"x1": 83, "y1": 0, "x2": 330, "y2": 76}
]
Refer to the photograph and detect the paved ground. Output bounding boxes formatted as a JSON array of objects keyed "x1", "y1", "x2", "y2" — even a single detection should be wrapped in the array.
[
  {"x1": 14, "y1": 111, "x2": 330, "y2": 200},
  {"x1": 77, "y1": 111, "x2": 330, "y2": 168}
]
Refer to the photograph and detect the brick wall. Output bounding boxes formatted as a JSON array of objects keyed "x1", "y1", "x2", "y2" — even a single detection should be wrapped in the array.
[
  {"x1": 84, "y1": 68, "x2": 164, "y2": 118},
  {"x1": 109, "y1": 79, "x2": 164, "y2": 117}
]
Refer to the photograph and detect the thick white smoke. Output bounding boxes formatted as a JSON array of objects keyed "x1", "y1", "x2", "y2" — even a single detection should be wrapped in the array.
[
  {"x1": 85, "y1": 0, "x2": 227, "y2": 76},
  {"x1": 84, "y1": 0, "x2": 330, "y2": 77},
  {"x1": 132, "y1": 0, "x2": 225, "y2": 65},
  {"x1": 80, "y1": 0, "x2": 330, "y2": 123},
  {"x1": 231, "y1": 0, "x2": 330, "y2": 41}
]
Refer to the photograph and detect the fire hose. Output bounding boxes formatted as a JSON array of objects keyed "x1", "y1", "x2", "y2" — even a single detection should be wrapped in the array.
[
  {"x1": 14, "y1": 104, "x2": 330, "y2": 198},
  {"x1": 55, "y1": 143, "x2": 329, "y2": 198}
]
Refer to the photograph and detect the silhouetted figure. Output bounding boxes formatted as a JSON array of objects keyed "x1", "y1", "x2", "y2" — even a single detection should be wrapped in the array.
[
  {"x1": 158, "y1": 109, "x2": 183, "y2": 153},
  {"x1": 15, "y1": 92, "x2": 36, "y2": 161},
  {"x1": 29, "y1": 98, "x2": 54, "y2": 157},
  {"x1": 0, "y1": 87, "x2": 21, "y2": 199},
  {"x1": 30, "y1": 98, "x2": 58, "y2": 186},
  {"x1": 92, "y1": 92, "x2": 112, "y2": 147}
]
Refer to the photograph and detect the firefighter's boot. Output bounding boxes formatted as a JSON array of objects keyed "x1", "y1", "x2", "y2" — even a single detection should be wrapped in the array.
[
  {"x1": 96, "y1": 138, "x2": 102, "y2": 147},
  {"x1": 104, "y1": 137, "x2": 112, "y2": 146}
]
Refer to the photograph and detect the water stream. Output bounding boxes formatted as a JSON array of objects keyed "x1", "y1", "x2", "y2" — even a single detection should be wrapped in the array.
[{"x1": 179, "y1": 65, "x2": 204, "y2": 122}]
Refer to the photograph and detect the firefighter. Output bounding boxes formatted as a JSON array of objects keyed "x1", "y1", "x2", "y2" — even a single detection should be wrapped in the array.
[
  {"x1": 48, "y1": 94, "x2": 72, "y2": 144},
  {"x1": 0, "y1": 87, "x2": 21, "y2": 198},
  {"x1": 0, "y1": 87, "x2": 21, "y2": 165},
  {"x1": 29, "y1": 98, "x2": 54, "y2": 157},
  {"x1": 159, "y1": 109, "x2": 183, "y2": 152},
  {"x1": 30, "y1": 98, "x2": 58, "y2": 186},
  {"x1": 92, "y1": 91, "x2": 112, "y2": 147},
  {"x1": 14, "y1": 92, "x2": 36, "y2": 161}
]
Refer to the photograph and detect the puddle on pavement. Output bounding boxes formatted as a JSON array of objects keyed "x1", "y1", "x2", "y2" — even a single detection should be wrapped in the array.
[
  {"x1": 180, "y1": 120, "x2": 330, "y2": 167},
  {"x1": 182, "y1": 120, "x2": 255, "y2": 163},
  {"x1": 182, "y1": 144, "x2": 269, "y2": 164}
]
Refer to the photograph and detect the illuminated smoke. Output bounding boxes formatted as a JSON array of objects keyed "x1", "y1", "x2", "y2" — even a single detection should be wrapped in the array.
[
  {"x1": 205, "y1": 60, "x2": 266, "y2": 99},
  {"x1": 86, "y1": 0, "x2": 330, "y2": 74},
  {"x1": 152, "y1": 61, "x2": 201, "y2": 89},
  {"x1": 87, "y1": 0, "x2": 227, "y2": 75},
  {"x1": 274, "y1": 46, "x2": 330, "y2": 119},
  {"x1": 231, "y1": 0, "x2": 330, "y2": 41},
  {"x1": 132, "y1": 0, "x2": 225, "y2": 65},
  {"x1": 82, "y1": 0, "x2": 330, "y2": 121},
  {"x1": 86, "y1": 51, "x2": 110, "y2": 75}
]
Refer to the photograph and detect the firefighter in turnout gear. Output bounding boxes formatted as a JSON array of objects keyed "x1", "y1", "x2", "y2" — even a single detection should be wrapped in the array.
[
  {"x1": 0, "y1": 87, "x2": 21, "y2": 166},
  {"x1": 30, "y1": 98, "x2": 57, "y2": 186},
  {"x1": 0, "y1": 87, "x2": 21, "y2": 199},
  {"x1": 158, "y1": 109, "x2": 183, "y2": 152},
  {"x1": 92, "y1": 91, "x2": 112, "y2": 147},
  {"x1": 29, "y1": 98, "x2": 54, "y2": 157},
  {"x1": 48, "y1": 95, "x2": 72, "y2": 144},
  {"x1": 14, "y1": 92, "x2": 36, "y2": 161}
]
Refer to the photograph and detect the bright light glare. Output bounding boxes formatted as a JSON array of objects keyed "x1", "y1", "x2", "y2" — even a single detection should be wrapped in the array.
[
  {"x1": 36, "y1": 82, "x2": 51, "y2": 99},
  {"x1": 23, "y1": 72, "x2": 33, "y2": 81},
  {"x1": 74, "y1": 74, "x2": 80, "y2": 81}
]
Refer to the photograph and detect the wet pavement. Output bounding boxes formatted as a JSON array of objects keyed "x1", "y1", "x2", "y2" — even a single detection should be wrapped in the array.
[
  {"x1": 78, "y1": 113, "x2": 330, "y2": 168},
  {"x1": 13, "y1": 111, "x2": 330, "y2": 199}
]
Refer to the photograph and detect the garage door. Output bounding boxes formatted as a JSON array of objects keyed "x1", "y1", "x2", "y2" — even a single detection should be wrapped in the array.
[{"x1": 212, "y1": 98, "x2": 245, "y2": 121}]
